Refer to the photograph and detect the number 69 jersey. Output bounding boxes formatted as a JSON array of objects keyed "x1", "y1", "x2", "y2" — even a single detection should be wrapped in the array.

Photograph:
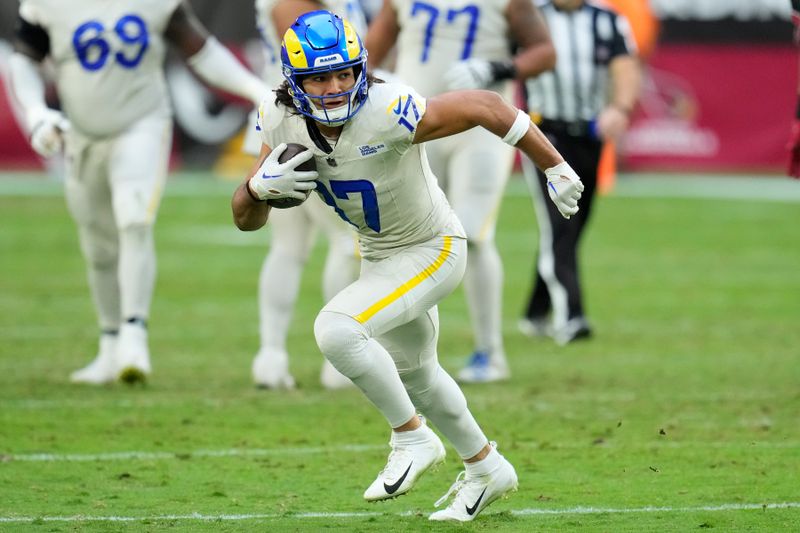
[
  {"x1": 392, "y1": 0, "x2": 513, "y2": 98},
  {"x1": 258, "y1": 82, "x2": 465, "y2": 261},
  {"x1": 18, "y1": 0, "x2": 181, "y2": 138}
]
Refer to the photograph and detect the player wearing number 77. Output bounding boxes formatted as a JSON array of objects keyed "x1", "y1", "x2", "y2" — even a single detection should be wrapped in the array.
[
  {"x1": 9, "y1": 0, "x2": 268, "y2": 384},
  {"x1": 232, "y1": 11, "x2": 582, "y2": 521}
]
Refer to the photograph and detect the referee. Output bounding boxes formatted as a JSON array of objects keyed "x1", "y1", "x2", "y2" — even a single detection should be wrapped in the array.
[{"x1": 519, "y1": 0, "x2": 641, "y2": 345}]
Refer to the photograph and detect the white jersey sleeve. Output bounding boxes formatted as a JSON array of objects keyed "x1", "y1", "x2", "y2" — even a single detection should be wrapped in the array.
[
  {"x1": 261, "y1": 82, "x2": 463, "y2": 259},
  {"x1": 20, "y1": 0, "x2": 182, "y2": 138}
]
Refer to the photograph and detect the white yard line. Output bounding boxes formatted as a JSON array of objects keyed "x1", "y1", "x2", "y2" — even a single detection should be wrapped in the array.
[{"x1": 0, "y1": 502, "x2": 797, "y2": 523}]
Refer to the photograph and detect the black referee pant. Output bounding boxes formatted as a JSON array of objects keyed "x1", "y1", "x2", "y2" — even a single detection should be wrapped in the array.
[{"x1": 522, "y1": 128, "x2": 601, "y2": 326}]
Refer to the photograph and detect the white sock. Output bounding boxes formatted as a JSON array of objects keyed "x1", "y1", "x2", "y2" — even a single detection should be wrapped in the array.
[
  {"x1": 393, "y1": 419, "x2": 434, "y2": 445},
  {"x1": 465, "y1": 444, "x2": 501, "y2": 476}
]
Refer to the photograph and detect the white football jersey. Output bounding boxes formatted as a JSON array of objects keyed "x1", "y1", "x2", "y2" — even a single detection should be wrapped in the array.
[
  {"x1": 19, "y1": 0, "x2": 181, "y2": 138},
  {"x1": 257, "y1": 82, "x2": 463, "y2": 260},
  {"x1": 391, "y1": 0, "x2": 513, "y2": 98},
  {"x1": 255, "y1": 0, "x2": 368, "y2": 89}
]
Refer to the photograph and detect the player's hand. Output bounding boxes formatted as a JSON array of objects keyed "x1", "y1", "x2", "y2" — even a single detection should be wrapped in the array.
[
  {"x1": 443, "y1": 58, "x2": 494, "y2": 90},
  {"x1": 248, "y1": 143, "x2": 318, "y2": 201},
  {"x1": 29, "y1": 109, "x2": 70, "y2": 158},
  {"x1": 544, "y1": 161, "x2": 584, "y2": 219},
  {"x1": 787, "y1": 119, "x2": 800, "y2": 179},
  {"x1": 596, "y1": 105, "x2": 630, "y2": 142}
]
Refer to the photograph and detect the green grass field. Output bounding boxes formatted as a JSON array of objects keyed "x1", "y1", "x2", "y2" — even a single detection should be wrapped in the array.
[{"x1": 1, "y1": 173, "x2": 799, "y2": 531}]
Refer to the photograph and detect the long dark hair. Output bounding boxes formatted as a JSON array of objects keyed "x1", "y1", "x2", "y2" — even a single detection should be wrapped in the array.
[{"x1": 273, "y1": 71, "x2": 384, "y2": 113}]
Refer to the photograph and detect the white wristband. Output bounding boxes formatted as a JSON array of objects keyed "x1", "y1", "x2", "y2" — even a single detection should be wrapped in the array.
[{"x1": 501, "y1": 109, "x2": 531, "y2": 146}]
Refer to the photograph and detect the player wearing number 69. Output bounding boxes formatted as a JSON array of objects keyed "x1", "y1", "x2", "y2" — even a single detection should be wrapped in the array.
[
  {"x1": 232, "y1": 11, "x2": 582, "y2": 521},
  {"x1": 9, "y1": 1, "x2": 268, "y2": 385}
]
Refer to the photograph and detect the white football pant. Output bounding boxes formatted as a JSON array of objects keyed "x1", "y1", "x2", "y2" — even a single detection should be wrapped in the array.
[
  {"x1": 314, "y1": 233, "x2": 489, "y2": 459},
  {"x1": 64, "y1": 112, "x2": 171, "y2": 332}
]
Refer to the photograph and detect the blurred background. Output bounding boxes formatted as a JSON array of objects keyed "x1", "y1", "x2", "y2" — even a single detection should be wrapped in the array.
[{"x1": 0, "y1": 0, "x2": 796, "y2": 178}]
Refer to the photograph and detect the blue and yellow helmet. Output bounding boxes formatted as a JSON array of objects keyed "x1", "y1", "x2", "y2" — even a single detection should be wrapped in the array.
[{"x1": 280, "y1": 11, "x2": 369, "y2": 126}]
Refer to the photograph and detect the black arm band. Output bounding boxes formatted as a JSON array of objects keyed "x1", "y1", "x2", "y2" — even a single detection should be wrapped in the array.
[
  {"x1": 14, "y1": 16, "x2": 50, "y2": 59},
  {"x1": 489, "y1": 60, "x2": 517, "y2": 82},
  {"x1": 795, "y1": 94, "x2": 800, "y2": 120}
]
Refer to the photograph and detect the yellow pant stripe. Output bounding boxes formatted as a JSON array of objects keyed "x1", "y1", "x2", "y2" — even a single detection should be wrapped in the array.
[{"x1": 354, "y1": 236, "x2": 453, "y2": 324}]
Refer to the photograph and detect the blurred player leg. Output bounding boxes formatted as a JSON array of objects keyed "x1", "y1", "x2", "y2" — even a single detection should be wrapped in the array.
[
  {"x1": 109, "y1": 114, "x2": 172, "y2": 382},
  {"x1": 441, "y1": 130, "x2": 514, "y2": 382},
  {"x1": 308, "y1": 197, "x2": 360, "y2": 389},
  {"x1": 65, "y1": 137, "x2": 120, "y2": 384},
  {"x1": 253, "y1": 203, "x2": 317, "y2": 389}
]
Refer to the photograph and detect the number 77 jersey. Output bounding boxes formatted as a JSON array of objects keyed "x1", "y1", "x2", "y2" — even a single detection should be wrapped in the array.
[
  {"x1": 392, "y1": 0, "x2": 513, "y2": 98},
  {"x1": 18, "y1": 0, "x2": 181, "y2": 137}
]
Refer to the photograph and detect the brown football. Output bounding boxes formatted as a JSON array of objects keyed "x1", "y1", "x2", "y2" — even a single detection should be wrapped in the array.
[{"x1": 267, "y1": 143, "x2": 316, "y2": 209}]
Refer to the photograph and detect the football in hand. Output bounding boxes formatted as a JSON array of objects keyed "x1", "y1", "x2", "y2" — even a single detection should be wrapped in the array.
[{"x1": 267, "y1": 143, "x2": 316, "y2": 209}]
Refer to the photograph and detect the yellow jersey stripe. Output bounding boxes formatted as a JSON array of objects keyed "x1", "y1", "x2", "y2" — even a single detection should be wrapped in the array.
[
  {"x1": 354, "y1": 236, "x2": 453, "y2": 324},
  {"x1": 283, "y1": 29, "x2": 308, "y2": 68}
]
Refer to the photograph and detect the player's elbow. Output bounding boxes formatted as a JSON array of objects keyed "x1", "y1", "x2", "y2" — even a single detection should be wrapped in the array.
[
  {"x1": 233, "y1": 213, "x2": 265, "y2": 231},
  {"x1": 468, "y1": 90, "x2": 509, "y2": 127},
  {"x1": 231, "y1": 203, "x2": 267, "y2": 231}
]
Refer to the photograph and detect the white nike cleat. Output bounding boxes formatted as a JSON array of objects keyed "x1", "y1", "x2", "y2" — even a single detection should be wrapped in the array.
[
  {"x1": 70, "y1": 334, "x2": 118, "y2": 385},
  {"x1": 457, "y1": 351, "x2": 510, "y2": 383},
  {"x1": 429, "y1": 442, "x2": 518, "y2": 522},
  {"x1": 364, "y1": 419, "x2": 446, "y2": 501},
  {"x1": 116, "y1": 323, "x2": 151, "y2": 384},
  {"x1": 320, "y1": 359, "x2": 353, "y2": 390},
  {"x1": 252, "y1": 348, "x2": 296, "y2": 389}
]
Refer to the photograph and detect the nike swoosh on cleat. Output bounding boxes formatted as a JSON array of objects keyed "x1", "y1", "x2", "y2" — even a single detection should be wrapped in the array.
[
  {"x1": 465, "y1": 488, "x2": 487, "y2": 516},
  {"x1": 383, "y1": 462, "x2": 413, "y2": 495}
]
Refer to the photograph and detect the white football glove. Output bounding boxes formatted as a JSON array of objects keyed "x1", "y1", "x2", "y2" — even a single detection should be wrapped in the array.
[
  {"x1": 443, "y1": 58, "x2": 494, "y2": 90},
  {"x1": 29, "y1": 108, "x2": 70, "y2": 158},
  {"x1": 544, "y1": 161, "x2": 584, "y2": 219},
  {"x1": 248, "y1": 143, "x2": 318, "y2": 201}
]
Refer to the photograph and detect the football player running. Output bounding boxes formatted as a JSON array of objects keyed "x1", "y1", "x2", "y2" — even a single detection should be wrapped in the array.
[
  {"x1": 232, "y1": 11, "x2": 582, "y2": 521},
  {"x1": 365, "y1": 0, "x2": 556, "y2": 383},
  {"x1": 244, "y1": 0, "x2": 368, "y2": 390},
  {"x1": 9, "y1": 0, "x2": 268, "y2": 384}
]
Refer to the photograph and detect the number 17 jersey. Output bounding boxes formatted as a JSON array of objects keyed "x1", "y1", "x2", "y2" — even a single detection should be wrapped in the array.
[{"x1": 19, "y1": 0, "x2": 181, "y2": 138}]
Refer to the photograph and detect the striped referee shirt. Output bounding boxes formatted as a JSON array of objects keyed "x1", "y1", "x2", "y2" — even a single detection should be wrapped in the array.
[{"x1": 526, "y1": 1, "x2": 637, "y2": 123}]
